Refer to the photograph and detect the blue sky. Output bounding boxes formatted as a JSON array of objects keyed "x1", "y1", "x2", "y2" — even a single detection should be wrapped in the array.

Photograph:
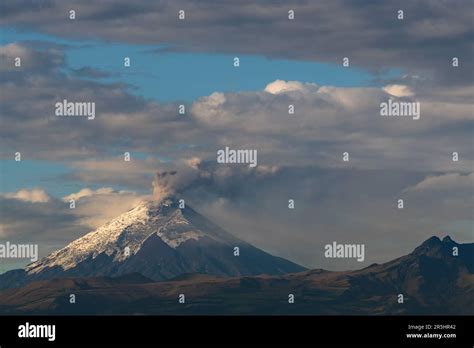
[
  {"x1": 65, "y1": 46, "x2": 379, "y2": 101},
  {"x1": 3, "y1": 27, "x2": 398, "y2": 102},
  {"x1": 0, "y1": 160, "x2": 126, "y2": 198},
  {"x1": 1, "y1": 28, "x2": 401, "y2": 197}
]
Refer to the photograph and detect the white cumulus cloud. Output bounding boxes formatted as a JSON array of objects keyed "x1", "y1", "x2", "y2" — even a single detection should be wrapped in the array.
[
  {"x1": 4, "y1": 188, "x2": 51, "y2": 203},
  {"x1": 383, "y1": 84, "x2": 414, "y2": 97},
  {"x1": 264, "y1": 80, "x2": 307, "y2": 94}
]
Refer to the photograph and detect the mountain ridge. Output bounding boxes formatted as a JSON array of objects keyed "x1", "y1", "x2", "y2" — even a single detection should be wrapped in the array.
[{"x1": 0, "y1": 235, "x2": 471, "y2": 315}]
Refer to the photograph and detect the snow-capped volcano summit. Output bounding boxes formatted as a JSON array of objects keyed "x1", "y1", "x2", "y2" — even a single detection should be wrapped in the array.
[
  {"x1": 27, "y1": 199, "x2": 203, "y2": 273},
  {"x1": 1, "y1": 198, "x2": 305, "y2": 288}
]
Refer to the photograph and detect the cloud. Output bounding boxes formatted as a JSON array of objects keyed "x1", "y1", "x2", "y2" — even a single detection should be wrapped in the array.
[
  {"x1": 383, "y1": 84, "x2": 414, "y2": 97},
  {"x1": 0, "y1": 42, "x2": 64, "y2": 73},
  {"x1": 1, "y1": 0, "x2": 472, "y2": 87},
  {"x1": 0, "y1": 186, "x2": 150, "y2": 271},
  {"x1": 264, "y1": 80, "x2": 306, "y2": 94},
  {"x1": 189, "y1": 92, "x2": 227, "y2": 124},
  {"x1": 63, "y1": 188, "x2": 148, "y2": 229},
  {"x1": 71, "y1": 66, "x2": 111, "y2": 79},
  {"x1": 4, "y1": 188, "x2": 51, "y2": 203},
  {"x1": 151, "y1": 157, "x2": 209, "y2": 201},
  {"x1": 1, "y1": 44, "x2": 472, "y2": 174},
  {"x1": 63, "y1": 157, "x2": 164, "y2": 190},
  {"x1": 151, "y1": 157, "x2": 283, "y2": 203},
  {"x1": 184, "y1": 157, "x2": 202, "y2": 170},
  {"x1": 1, "y1": 164, "x2": 472, "y2": 271},
  {"x1": 62, "y1": 187, "x2": 114, "y2": 202},
  {"x1": 0, "y1": 186, "x2": 149, "y2": 251},
  {"x1": 179, "y1": 164, "x2": 473, "y2": 269},
  {"x1": 0, "y1": 43, "x2": 159, "y2": 160},
  {"x1": 397, "y1": 173, "x2": 474, "y2": 229},
  {"x1": 190, "y1": 80, "x2": 473, "y2": 172},
  {"x1": 405, "y1": 173, "x2": 474, "y2": 193},
  {"x1": 0, "y1": 195, "x2": 83, "y2": 243}
]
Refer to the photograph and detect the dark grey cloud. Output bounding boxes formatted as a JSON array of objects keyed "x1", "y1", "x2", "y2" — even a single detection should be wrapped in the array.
[
  {"x1": 0, "y1": 195, "x2": 86, "y2": 244},
  {"x1": 1, "y1": 0, "x2": 472, "y2": 86},
  {"x1": 0, "y1": 41, "x2": 63, "y2": 73},
  {"x1": 163, "y1": 163, "x2": 474, "y2": 269},
  {"x1": 0, "y1": 43, "x2": 202, "y2": 160}
]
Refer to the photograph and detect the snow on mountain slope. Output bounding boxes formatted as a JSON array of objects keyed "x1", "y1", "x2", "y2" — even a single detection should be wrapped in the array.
[
  {"x1": 10, "y1": 198, "x2": 305, "y2": 285},
  {"x1": 27, "y1": 199, "x2": 226, "y2": 274}
]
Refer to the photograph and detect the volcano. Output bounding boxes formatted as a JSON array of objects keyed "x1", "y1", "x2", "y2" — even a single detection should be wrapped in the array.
[{"x1": 0, "y1": 198, "x2": 305, "y2": 290}]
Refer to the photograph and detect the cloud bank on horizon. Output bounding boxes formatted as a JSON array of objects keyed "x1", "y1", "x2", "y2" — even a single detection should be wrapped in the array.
[{"x1": 0, "y1": 0, "x2": 472, "y2": 272}]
